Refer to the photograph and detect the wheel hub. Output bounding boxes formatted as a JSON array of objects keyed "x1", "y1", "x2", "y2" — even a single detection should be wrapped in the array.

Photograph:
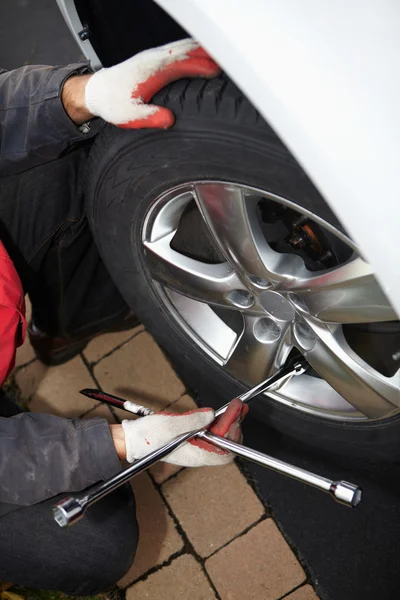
[
  {"x1": 259, "y1": 291, "x2": 296, "y2": 321},
  {"x1": 142, "y1": 181, "x2": 400, "y2": 423}
]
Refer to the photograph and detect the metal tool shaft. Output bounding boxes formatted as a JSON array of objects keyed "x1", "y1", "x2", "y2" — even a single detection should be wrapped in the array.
[
  {"x1": 53, "y1": 427, "x2": 201, "y2": 528},
  {"x1": 55, "y1": 360, "x2": 306, "y2": 527},
  {"x1": 80, "y1": 356, "x2": 307, "y2": 418},
  {"x1": 79, "y1": 389, "x2": 154, "y2": 417},
  {"x1": 54, "y1": 357, "x2": 361, "y2": 527},
  {"x1": 215, "y1": 357, "x2": 307, "y2": 417},
  {"x1": 199, "y1": 432, "x2": 362, "y2": 507}
]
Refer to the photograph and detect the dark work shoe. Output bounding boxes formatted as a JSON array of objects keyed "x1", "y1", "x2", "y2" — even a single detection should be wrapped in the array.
[{"x1": 28, "y1": 311, "x2": 140, "y2": 366}]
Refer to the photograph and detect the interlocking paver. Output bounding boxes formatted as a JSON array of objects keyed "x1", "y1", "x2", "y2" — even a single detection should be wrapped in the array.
[
  {"x1": 126, "y1": 554, "x2": 217, "y2": 600},
  {"x1": 82, "y1": 402, "x2": 116, "y2": 423},
  {"x1": 83, "y1": 325, "x2": 144, "y2": 363},
  {"x1": 285, "y1": 584, "x2": 320, "y2": 599},
  {"x1": 167, "y1": 393, "x2": 197, "y2": 413},
  {"x1": 13, "y1": 326, "x2": 319, "y2": 600},
  {"x1": 151, "y1": 462, "x2": 183, "y2": 485},
  {"x1": 28, "y1": 356, "x2": 98, "y2": 417},
  {"x1": 206, "y1": 519, "x2": 306, "y2": 600},
  {"x1": 15, "y1": 340, "x2": 36, "y2": 368},
  {"x1": 118, "y1": 473, "x2": 184, "y2": 586},
  {"x1": 162, "y1": 462, "x2": 264, "y2": 557},
  {"x1": 15, "y1": 360, "x2": 48, "y2": 401},
  {"x1": 94, "y1": 331, "x2": 185, "y2": 410}
]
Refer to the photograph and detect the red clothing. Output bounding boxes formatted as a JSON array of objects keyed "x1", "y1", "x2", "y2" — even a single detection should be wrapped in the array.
[{"x1": 0, "y1": 240, "x2": 26, "y2": 384}]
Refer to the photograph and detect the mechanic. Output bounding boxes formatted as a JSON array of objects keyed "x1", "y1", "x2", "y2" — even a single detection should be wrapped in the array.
[{"x1": 0, "y1": 39, "x2": 248, "y2": 595}]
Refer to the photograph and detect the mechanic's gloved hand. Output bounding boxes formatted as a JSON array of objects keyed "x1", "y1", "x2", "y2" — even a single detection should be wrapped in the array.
[
  {"x1": 122, "y1": 399, "x2": 248, "y2": 467},
  {"x1": 85, "y1": 38, "x2": 220, "y2": 129}
]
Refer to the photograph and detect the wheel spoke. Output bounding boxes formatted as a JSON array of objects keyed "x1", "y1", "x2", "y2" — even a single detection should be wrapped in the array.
[
  {"x1": 225, "y1": 316, "x2": 292, "y2": 385},
  {"x1": 293, "y1": 317, "x2": 400, "y2": 418},
  {"x1": 144, "y1": 181, "x2": 400, "y2": 423},
  {"x1": 288, "y1": 257, "x2": 397, "y2": 323},
  {"x1": 193, "y1": 182, "x2": 302, "y2": 286},
  {"x1": 144, "y1": 233, "x2": 248, "y2": 308}
]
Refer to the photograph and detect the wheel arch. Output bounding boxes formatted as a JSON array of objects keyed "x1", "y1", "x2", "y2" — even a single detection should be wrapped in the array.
[{"x1": 156, "y1": 0, "x2": 400, "y2": 317}]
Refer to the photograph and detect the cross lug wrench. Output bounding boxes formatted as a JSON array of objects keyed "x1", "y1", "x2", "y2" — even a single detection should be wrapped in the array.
[
  {"x1": 198, "y1": 431, "x2": 362, "y2": 508},
  {"x1": 53, "y1": 358, "x2": 362, "y2": 527}
]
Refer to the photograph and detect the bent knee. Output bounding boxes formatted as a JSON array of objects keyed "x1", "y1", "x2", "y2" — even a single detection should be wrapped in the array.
[{"x1": 61, "y1": 487, "x2": 139, "y2": 595}]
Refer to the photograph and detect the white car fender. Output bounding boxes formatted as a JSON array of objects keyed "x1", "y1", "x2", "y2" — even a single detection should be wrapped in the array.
[{"x1": 156, "y1": 0, "x2": 400, "y2": 316}]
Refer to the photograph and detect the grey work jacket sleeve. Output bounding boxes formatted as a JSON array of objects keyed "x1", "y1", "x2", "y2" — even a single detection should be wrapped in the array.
[
  {"x1": 0, "y1": 412, "x2": 121, "y2": 511},
  {"x1": 0, "y1": 65, "x2": 120, "y2": 513},
  {"x1": 0, "y1": 61, "x2": 103, "y2": 176}
]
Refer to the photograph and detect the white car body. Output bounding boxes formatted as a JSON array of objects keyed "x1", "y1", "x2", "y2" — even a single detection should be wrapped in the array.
[
  {"x1": 58, "y1": 0, "x2": 400, "y2": 315},
  {"x1": 156, "y1": 0, "x2": 400, "y2": 317}
]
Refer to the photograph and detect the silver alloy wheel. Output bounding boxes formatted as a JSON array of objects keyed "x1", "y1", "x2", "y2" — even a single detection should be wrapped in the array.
[{"x1": 142, "y1": 181, "x2": 400, "y2": 422}]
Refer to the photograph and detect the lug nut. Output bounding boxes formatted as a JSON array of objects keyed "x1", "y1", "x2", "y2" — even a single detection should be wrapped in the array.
[
  {"x1": 247, "y1": 275, "x2": 272, "y2": 289},
  {"x1": 293, "y1": 322, "x2": 316, "y2": 351},
  {"x1": 288, "y1": 293, "x2": 310, "y2": 313},
  {"x1": 225, "y1": 289, "x2": 255, "y2": 309},
  {"x1": 254, "y1": 317, "x2": 281, "y2": 343}
]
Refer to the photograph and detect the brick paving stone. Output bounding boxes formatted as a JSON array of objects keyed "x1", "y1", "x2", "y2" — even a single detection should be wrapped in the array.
[
  {"x1": 162, "y1": 462, "x2": 264, "y2": 557},
  {"x1": 285, "y1": 584, "x2": 320, "y2": 600},
  {"x1": 167, "y1": 394, "x2": 197, "y2": 413},
  {"x1": 94, "y1": 331, "x2": 185, "y2": 410},
  {"x1": 82, "y1": 402, "x2": 116, "y2": 424},
  {"x1": 206, "y1": 519, "x2": 306, "y2": 600},
  {"x1": 15, "y1": 360, "x2": 47, "y2": 401},
  {"x1": 15, "y1": 339, "x2": 36, "y2": 368},
  {"x1": 83, "y1": 325, "x2": 144, "y2": 363},
  {"x1": 28, "y1": 356, "x2": 98, "y2": 417},
  {"x1": 151, "y1": 462, "x2": 183, "y2": 485},
  {"x1": 118, "y1": 473, "x2": 184, "y2": 586},
  {"x1": 126, "y1": 554, "x2": 217, "y2": 600}
]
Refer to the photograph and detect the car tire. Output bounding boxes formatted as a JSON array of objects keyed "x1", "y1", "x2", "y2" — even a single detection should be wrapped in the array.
[{"x1": 85, "y1": 76, "x2": 400, "y2": 461}]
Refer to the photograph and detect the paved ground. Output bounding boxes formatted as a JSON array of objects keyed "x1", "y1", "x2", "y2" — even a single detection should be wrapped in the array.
[{"x1": 13, "y1": 303, "x2": 319, "y2": 600}]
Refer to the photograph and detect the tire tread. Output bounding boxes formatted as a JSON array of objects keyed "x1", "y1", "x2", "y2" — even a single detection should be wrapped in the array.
[{"x1": 85, "y1": 75, "x2": 273, "y2": 199}]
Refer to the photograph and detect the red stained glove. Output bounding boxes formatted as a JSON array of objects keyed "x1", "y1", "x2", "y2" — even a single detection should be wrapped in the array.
[
  {"x1": 192, "y1": 398, "x2": 249, "y2": 458},
  {"x1": 122, "y1": 399, "x2": 248, "y2": 467},
  {"x1": 85, "y1": 38, "x2": 221, "y2": 129}
]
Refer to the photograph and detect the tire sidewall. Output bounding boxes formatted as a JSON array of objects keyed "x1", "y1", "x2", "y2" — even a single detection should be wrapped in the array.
[{"x1": 87, "y1": 117, "x2": 400, "y2": 461}]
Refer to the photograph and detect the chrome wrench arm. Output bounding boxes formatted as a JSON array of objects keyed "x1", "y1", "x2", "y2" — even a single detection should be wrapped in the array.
[
  {"x1": 215, "y1": 356, "x2": 308, "y2": 417},
  {"x1": 54, "y1": 421, "x2": 361, "y2": 529},
  {"x1": 199, "y1": 431, "x2": 362, "y2": 508},
  {"x1": 53, "y1": 427, "x2": 201, "y2": 528},
  {"x1": 53, "y1": 357, "x2": 362, "y2": 527},
  {"x1": 54, "y1": 359, "x2": 307, "y2": 527},
  {"x1": 79, "y1": 356, "x2": 308, "y2": 417}
]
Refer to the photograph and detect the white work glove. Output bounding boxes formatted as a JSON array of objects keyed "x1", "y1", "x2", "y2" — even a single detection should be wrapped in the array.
[
  {"x1": 85, "y1": 38, "x2": 220, "y2": 129},
  {"x1": 122, "y1": 399, "x2": 249, "y2": 467}
]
